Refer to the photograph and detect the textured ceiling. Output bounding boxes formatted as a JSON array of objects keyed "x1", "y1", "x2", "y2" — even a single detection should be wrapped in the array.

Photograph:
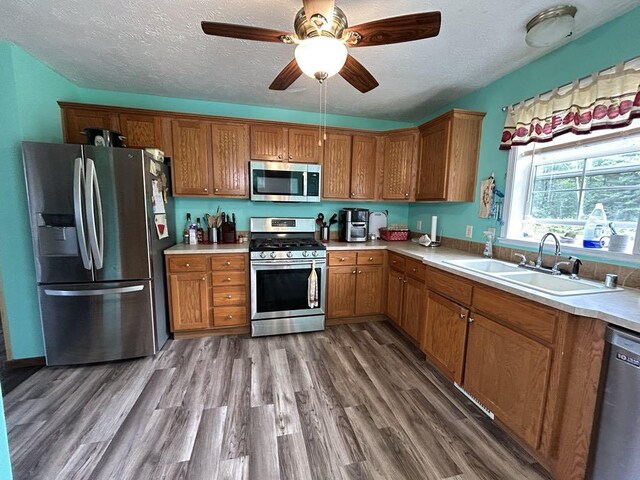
[{"x1": 1, "y1": 0, "x2": 639, "y2": 122}]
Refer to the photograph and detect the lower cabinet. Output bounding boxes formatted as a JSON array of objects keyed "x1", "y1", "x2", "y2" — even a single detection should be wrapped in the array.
[
  {"x1": 327, "y1": 251, "x2": 384, "y2": 319},
  {"x1": 168, "y1": 272, "x2": 210, "y2": 331},
  {"x1": 385, "y1": 269, "x2": 404, "y2": 325},
  {"x1": 462, "y1": 313, "x2": 551, "y2": 448},
  {"x1": 421, "y1": 291, "x2": 469, "y2": 384},
  {"x1": 385, "y1": 254, "x2": 426, "y2": 342},
  {"x1": 166, "y1": 253, "x2": 249, "y2": 334},
  {"x1": 400, "y1": 275, "x2": 425, "y2": 341}
]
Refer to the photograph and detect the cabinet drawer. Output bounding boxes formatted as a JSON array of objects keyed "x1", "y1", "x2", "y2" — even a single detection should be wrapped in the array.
[
  {"x1": 211, "y1": 271, "x2": 246, "y2": 286},
  {"x1": 329, "y1": 252, "x2": 358, "y2": 266},
  {"x1": 388, "y1": 252, "x2": 406, "y2": 272},
  {"x1": 167, "y1": 255, "x2": 208, "y2": 273},
  {"x1": 405, "y1": 258, "x2": 426, "y2": 282},
  {"x1": 214, "y1": 306, "x2": 247, "y2": 327},
  {"x1": 356, "y1": 251, "x2": 385, "y2": 265},
  {"x1": 426, "y1": 267, "x2": 473, "y2": 306},
  {"x1": 211, "y1": 254, "x2": 246, "y2": 271},
  {"x1": 212, "y1": 286, "x2": 246, "y2": 307},
  {"x1": 472, "y1": 286, "x2": 557, "y2": 343}
]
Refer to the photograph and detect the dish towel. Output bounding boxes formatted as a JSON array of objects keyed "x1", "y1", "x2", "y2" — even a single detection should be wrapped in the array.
[
  {"x1": 478, "y1": 176, "x2": 495, "y2": 218},
  {"x1": 307, "y1": 260, "x2": 318, "y2": 308}
]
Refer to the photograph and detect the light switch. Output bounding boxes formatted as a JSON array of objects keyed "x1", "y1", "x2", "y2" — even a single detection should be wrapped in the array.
[{"x1": 465, "y1": 225, "x2": 473, "y2": 238}]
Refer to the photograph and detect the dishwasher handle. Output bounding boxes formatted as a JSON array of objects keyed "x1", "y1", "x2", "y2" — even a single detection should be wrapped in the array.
[{"x1": 606, "y1": 326, "x2": 640, "y2": 357}]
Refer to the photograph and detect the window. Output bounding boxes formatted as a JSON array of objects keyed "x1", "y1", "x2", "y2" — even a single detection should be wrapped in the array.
[{"x1": 503, "y1": 124, "x2": 640, "y2": 257}]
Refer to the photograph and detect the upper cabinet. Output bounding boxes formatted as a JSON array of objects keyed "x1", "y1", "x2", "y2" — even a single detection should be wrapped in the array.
[
  {"x1": 250, "y1": 125, "x2": 322, "y2": 163},
  {"x1": 350, "y1": 136, "x2": 378, "y2": 200},
  {"x1": 322, "y1": 133, "x2": 352, "y2": 199},
  {"x1": 211, "y1": 122, "x2": 249, "y2": 197},
  {"x1": 382, "y1": 132, "x2": 417, "y2": 200},
  {"x1": 61, "y1": 106, "x2": 120, "y2": 145},
  {"x1": 118, "y1": 113, "x2": 165, "y2": 149},
  {"x1": 171, "y1": 119, "x2": 211, "y2": 196},
  {"x1": 415, "y1": 110, "x2": 485, "y2": 202}
]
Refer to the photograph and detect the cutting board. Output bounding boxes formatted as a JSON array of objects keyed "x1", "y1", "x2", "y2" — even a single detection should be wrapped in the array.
[{"x1": 369, "y1": 211, "x2": 388, "y2": 239}]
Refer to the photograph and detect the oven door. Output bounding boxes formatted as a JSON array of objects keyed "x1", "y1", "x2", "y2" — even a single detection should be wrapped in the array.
[
  {"x1": 250, "y1": 161, "x2": 308, "y2": 202},
  {"x1": 251, "y1": 259, "x2": 326, "y2": 320}
]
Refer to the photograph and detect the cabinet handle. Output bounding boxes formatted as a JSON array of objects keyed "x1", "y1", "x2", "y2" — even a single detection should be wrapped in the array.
[
  {"x1": 392, "y1": 260, "x2": 397, "y2": 264},
  {"x1": 459, "y1": 313, "x2": 465, "y2": 319},
  {"x1": 289, "y1": 155, "x2": 293, "y2": 160},
  {"x1": 202, "y1": 277, "x2": 206, "y2": 281},
  {"x1": 403, "y1": 279, "x2": 407, "y2": 284},
  {"x1": 278, "y1": 154, "x2": 283, "y2": 159},
  {"x1": 226, "y1": 277, "x2": 231, "y2": 282},
  {"x1": 352, "y1": 270, "x2": 357, "y2": 274},
  {"x1": 358, "y1": 270, "x2": 362, "y2": 274},
  {"x1": 225, "y1": 261, "x2": 231, "y2": 266},
  {"x1": 215, "y1": 188, "x2": 219, "y2": 193},
  {"x1": 404, "y1": 193, "x2": 409, "y2": 197},
  {"x1": 412, "y1": 268, "x2": 417, "y2": 273},
  {"x1": 185, "y1": 263, "x2": 190, "y2": 267},
  {"x1": 468, "y1": 317, "x2": 475, "y2": 324},
  {"x1": 340, "y1": 257, "x2": 346, "y2": 262},
  {"x1": 204, "y1": 188, "x2": 208, "y2": 192},
  {"x1": 227, "y1": 315, "x2": 233, "y2": 320},
  {"x1": 368, "y1": 257, "x2": 373, "y2": 261},
  {"x1": 227, "y1": 295, "x2": 232, "y2": 299}
]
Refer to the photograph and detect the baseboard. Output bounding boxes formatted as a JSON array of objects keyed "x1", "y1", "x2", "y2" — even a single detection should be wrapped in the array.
[
  {"x1": 326, "y1": 315, "x2": 386, "y2": 327},
  {"x1": 173, "y1": 325, "x2": 250, "y2": 339},
  {"x1": 4, "y1": 356, "x2": 46, "y2": 369}
]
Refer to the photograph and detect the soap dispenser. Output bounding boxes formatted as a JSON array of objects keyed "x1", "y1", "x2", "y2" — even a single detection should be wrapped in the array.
[{"x1": 483, "y1": 230, "x2": 494, "y2": 258}]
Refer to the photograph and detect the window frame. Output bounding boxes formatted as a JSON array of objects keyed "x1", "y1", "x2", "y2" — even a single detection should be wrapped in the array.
[{"x1": 501, "y1": 125, "x2": 640, "y2": 262}]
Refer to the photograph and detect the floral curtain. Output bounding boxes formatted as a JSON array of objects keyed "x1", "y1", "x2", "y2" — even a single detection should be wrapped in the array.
[{"x1": 500, "y1": 59, "x2": 640, "y2": 150}]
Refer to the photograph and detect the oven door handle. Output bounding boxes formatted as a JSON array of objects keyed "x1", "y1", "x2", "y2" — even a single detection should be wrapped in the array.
[{"x1": 251, "y1": 260, "x2": 326, "y2": 267}]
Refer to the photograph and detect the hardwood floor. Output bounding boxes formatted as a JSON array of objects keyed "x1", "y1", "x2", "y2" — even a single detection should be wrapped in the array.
[{"x1": 3, "y1": 322, "x2": 551, "y2": 480}]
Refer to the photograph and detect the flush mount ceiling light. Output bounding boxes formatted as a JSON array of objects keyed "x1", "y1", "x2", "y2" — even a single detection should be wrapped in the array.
[
  {"x1": 526, "y1": 5, "x2": 577, "y2": 48},
  {"x1": 294, "y1": 36, "x2": 348, "y2": 82}
]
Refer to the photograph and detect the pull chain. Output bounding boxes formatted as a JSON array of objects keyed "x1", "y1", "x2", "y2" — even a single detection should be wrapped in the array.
[
  {"x1": 323, "y1": 78, "x2": 328, "y2": 142},
  {"x1": 318, "y1": 80, "x2": 323, "y2": 146}
]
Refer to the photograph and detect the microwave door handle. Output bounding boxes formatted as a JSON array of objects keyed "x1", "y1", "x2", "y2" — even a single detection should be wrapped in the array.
[
  {"x1": 303, "y1": 171, "x2": 307, "y2": 198},
  {"x1": 84, "y1": 158, "x2": 105, "y2": 270},
  {"x1": 73, "y1": 158, "x2": 92, "y2": 270}
]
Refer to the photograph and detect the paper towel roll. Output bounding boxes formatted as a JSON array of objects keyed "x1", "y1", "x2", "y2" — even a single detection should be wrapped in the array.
[{"x1": 431, "y1": 216, "x2": 438, "y2": 241}]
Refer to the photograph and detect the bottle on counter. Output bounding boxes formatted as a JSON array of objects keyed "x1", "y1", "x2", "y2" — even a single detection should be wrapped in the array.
[
  {"x1": 188, "y1": 216, "x2": 198, "y2": 245},
  {"x1": 196, "y1": 217, "x2": 204, "y2": 244},
  {"x1": 583, "y1": 203, "x2": 608, "y2": 248},
  {"x1": 183, "y1": 213, "x2": 192, "y2": 244}
]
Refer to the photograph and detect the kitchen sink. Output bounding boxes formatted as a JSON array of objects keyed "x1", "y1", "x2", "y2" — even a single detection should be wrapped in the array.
[
  {"x1": 444, "y1": 259, "x2": 622, "y2": 296},
  {"x1": 444, "y1": 259, "x2": 521, "y2": 274}
]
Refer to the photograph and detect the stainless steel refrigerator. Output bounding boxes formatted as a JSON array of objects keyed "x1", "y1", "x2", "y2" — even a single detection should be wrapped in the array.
[{"x1": 22, "y1": 142, "x2": 175, "y2": 366}]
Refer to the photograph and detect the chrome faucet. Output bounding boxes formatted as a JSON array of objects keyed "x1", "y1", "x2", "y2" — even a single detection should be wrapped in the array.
[{"x1": 536, "y1": 233, "x2": 561, "y2": 269}]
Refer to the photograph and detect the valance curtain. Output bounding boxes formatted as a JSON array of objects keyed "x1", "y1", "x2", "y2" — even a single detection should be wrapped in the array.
[{"x1": 500, "y1": 58, "x2": 640, "y2": 150}]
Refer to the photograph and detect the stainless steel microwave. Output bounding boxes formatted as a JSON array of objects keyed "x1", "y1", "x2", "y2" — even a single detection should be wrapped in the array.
[{"x1": 250, "y1": 161, "x2": 321, "y2": 202}]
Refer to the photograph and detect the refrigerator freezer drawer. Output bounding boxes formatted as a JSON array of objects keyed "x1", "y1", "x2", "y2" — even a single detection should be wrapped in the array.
[{"x1": 38, "y1": 280, "x2": 156, "y2": 365}]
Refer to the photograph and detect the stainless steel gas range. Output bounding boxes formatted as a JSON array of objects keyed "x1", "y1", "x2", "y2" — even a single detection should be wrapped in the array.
[{"x1": 249, "y1": 217, "x2": 327, "y2": 337}]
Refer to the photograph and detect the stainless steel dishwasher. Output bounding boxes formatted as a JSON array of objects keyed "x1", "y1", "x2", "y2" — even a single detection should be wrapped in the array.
[{"x1": 588, "y1": 326, "x2": 640, "y2": 479}]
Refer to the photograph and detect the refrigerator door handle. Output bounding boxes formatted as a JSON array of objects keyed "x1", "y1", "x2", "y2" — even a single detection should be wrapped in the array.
[
  {"x1": 73, "y1": 158, "x2": 92, "y2": 270},
  {"x1": 44, "y1": 285, "x2": 145, "y2": 297},
  {"x1": 85, "y1": 158, "x2": 105, "y2": 270}
]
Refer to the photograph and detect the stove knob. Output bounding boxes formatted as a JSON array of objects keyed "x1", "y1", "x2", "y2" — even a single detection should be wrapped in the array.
[
  {"x1": 302, "y1": 251, "x2": 309, "y2": 257},
  {"x1": 286, "y1": 251, "x2": 293, "y2": 258},
  {"x1": 312, "y1": 251, "x2": 318, "y2": 257},
  {"x1": 260, "y1": 252, "x2": 267, "y2": 259},
  {"x1": 270, "y1": 252, "x2": 277, "y2": 259}
]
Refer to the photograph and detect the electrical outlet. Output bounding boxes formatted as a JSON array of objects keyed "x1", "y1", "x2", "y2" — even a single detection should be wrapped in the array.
[
  {"x1": 416, "y1": 220, "x2": 422, "y2": 230},
  {"x1": 487, "y1": 227, "x2": 496, "y2": 236},
  {"x1": 465, "y1": 225, "x2": 473, "y2": 238}
]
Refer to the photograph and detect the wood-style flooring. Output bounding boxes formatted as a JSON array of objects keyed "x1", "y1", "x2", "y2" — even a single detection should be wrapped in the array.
[{"x1": 4, "y1": 321, "x2": 551, "y2": 480}]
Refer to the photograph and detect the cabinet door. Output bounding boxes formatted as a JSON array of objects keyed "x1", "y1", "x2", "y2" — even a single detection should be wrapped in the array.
[
  {"x1": 416, "y1": 117, "x2": 450, "y2": 201},
  {"x1": 350, "y1": 136, "x2": 377, "y2": 200},
  {"x1": 400, "y1": 276, "x2": 424, "y2": 342},
  {"x1": 322, "y1": 133, "x2": 352, "y2": 199},
  {"x1": 62, "y1": 108, "x2": 120, "y2": 144},
  {"x1": 385, "y1": 270, "x2": 404, "y2": 325},
  {"x1": 211, "y1": 122, "x2": 249, "y2": 197},
  {"x1": 169, "y1": 272, "x2": 210, "y2": 331},
  {"x1": 171, "y1": 120, "x2": 211, "y2": 196},
  {"x1": 250, "y1": 125, "x2": 285, "y2": 161},
  {"x1": 288, "y1": 127, "x2": 322, "y2": 163},
  {"x1": 382, "y1": 133, "x2": 415, "y2": 200},
  {"x1": 463, "y1": 314, "x2": 552, "y2": 448},
  {"x1": 327, "y1": 266, "x2": 357, "y2": 318},
  {"x1": 422, "y1": 291, "x2": 468, "y2": 383},
  {"x1": 119, "y1": 113, "x2": 163, "y2": 149},
  {"x1": 355, "y1": 266, "x2": 383, "y2": 316}
]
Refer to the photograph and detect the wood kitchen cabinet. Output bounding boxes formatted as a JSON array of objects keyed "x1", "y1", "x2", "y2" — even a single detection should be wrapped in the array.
[
  {"x1": 327, "y1": 251, "x2": 384, "y2": 319},
  {"x1": 322, "y1": 134, "x2": 377, "y2": 200},
  {"x1": 118, "y1": 113, "x2": 164, "y2": 149},
  {"x1": 288, "y1": 127, "x2": 322, "y2": 163},
  {"x1": 211, "y1": 122, "x2": 249, "y2": 197},
  {"x1": 168, "y1": 272, "x2": 210, "y2": 331},
  {"x1": 382, "y1": 132, "x2": 416, "y2": 200},
  {"x1": 422, "y1": 291, "x2": 469, "y2": 384},
  {"x1": 171, "y1": 119, "x2": 211, "y2": 196},
  {"x1": 385, "y1": 253, "x2": 426, "y2": 342},
  {"x1": 415, "y1": 109, "x2": 485, "y2": 202},
  {"x1": 250, "y1": 125, "x2": 322, "y2": 163},
  {"x1": 385, "y1": 269, "x2": 404, "y2": 325},
  {"x1": 61, "y1": 107, "x2": 120, "y2": 144},
  {"x1": 463, "y1": 313, "x2": 551, "y2": 448},
  {"x1": 400, "y1": 275, "x2": 425, "y2": 342}
]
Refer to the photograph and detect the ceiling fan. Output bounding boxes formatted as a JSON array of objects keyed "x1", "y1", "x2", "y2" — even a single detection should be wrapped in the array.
[{"x1": 201, "y1": 0, "x2": 441, "y2": 93}]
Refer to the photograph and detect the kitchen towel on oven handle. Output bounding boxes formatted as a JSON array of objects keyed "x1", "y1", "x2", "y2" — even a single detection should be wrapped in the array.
[{"x1": 308, "y1": 259, "x2": 318, "y2": 308}]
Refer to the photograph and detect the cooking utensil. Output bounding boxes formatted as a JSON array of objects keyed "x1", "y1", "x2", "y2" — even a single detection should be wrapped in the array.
[
  {"x1": 316, "y1": 213, "x2": 324, "y2": 227},
  {"x1": 328, "y1": 213, "x2": 338, "y2": 226}
]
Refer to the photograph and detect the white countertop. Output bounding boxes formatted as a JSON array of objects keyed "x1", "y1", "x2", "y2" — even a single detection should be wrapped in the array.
[{"x1": 165, "y1": 240, "x2": 640, "y2": 333}]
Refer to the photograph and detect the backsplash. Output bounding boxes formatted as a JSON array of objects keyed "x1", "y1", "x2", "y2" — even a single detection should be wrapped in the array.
[{"x1": 437, "y1": 236, "x2": 640, "y2": 289}]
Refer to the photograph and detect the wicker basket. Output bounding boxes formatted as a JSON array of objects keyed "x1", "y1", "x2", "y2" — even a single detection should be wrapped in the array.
[{"x1": 379, "y1": 228, "x2": 410, "y2": 241}]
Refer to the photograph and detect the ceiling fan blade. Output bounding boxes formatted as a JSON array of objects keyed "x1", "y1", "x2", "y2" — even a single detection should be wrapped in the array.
[
  {"x1": 339, "y1": 55, "x2": 379, "y2": 93},
  {"x1": 303, "y1": 0, "x2": 335, "y2": 26},
  {"x1": 201, "y1": 21, "x2": 291, "y2": 43},
  {"x1": 345, "y1": 12, "x2": 441, "y2": 47},
  {"x1": 269, "y1": 59, "x2": 303, "y2": 90}
]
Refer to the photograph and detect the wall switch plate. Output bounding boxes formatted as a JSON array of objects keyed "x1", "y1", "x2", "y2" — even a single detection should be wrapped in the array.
[
  {"x1": 465, "y1": 225, "x2": 473, "y2": 238},
  {"x1": 416, "y1": 220, "x2": 422, "y2": 230}
]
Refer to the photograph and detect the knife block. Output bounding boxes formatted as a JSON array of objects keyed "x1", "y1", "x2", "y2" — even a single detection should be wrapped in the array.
[{"x1": 220, "y1": 222, "x2": 236, "y2": 244}]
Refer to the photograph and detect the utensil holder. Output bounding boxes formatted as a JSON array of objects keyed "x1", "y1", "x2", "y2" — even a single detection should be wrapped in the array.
[{"x1": 320, "y1": 226, "x2": 330, "y2": 243}]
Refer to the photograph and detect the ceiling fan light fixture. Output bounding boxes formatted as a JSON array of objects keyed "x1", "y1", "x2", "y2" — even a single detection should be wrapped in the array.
[
  {"x1": 294, "y1": 36, "x2": 348, "y2": 80},
  {"x1": 525, "y1": 5, "x2": 577, "y2": 48}
]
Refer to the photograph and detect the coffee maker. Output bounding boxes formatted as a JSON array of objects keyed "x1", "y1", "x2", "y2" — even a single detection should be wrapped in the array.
[{"x1": 339, "y1": 208, "x2": 370, "y2": 242}]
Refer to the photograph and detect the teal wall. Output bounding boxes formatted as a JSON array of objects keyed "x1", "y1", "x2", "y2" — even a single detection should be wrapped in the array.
[{"x1": 409, "y1": 6, "x2": 640, "y2": 261}]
